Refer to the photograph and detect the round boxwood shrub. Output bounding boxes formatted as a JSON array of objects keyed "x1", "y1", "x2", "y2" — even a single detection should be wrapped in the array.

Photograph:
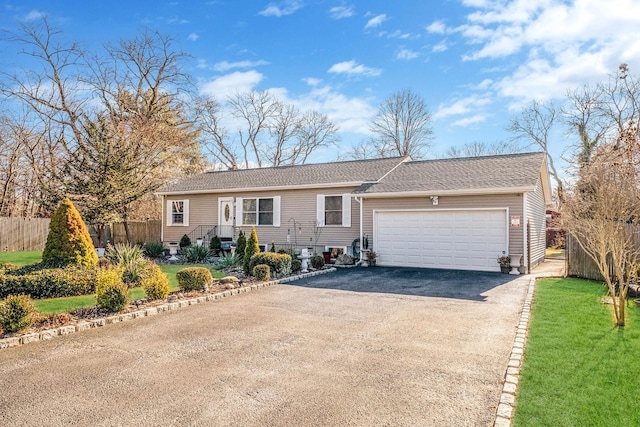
[
  {"x1": 310, "y1": 255, "x2": 325, "y2": 270},
  {"x1": 0, "y1": 294, "x2": 38, "y2": 333},
  {"x1": 179, "y1": 234, "x2": 191, "y2": 249},
  {"x1": 176, "y1": 267, "x2": 213, "y2": 292},
  {"x1": 249, "y1": 252, "x2": 292, "y2": 278},
  {"x1": 141, "y1": 264, "x2": 170, "y2": 300},
  {"x1": 291, "y1": 259, "x2": 302, "y2": 274},
  {"x1": 42, "y1": 198, "x2": 98, "y2": 268},
  {"x1": 95, "y1": 268, "x2": 129, "y2": 312},
  {"x1": 252, "y1": 264, "x2": 271, "y2": 281}
]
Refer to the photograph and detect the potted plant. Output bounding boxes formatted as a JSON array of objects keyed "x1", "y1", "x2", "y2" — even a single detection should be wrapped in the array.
[
  {"x1": 497, "y1": 254, "x2": 511, "y2": 273},
  {"x1": 367, "y1": 251, "x2": 377, "y2": 267}
]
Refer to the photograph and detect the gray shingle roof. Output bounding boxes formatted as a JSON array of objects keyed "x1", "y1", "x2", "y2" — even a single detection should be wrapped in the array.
[
  {"x1": 158, "y1": 156, "x2": 407, "y2": 194},
  {"x1": 354, "y1": 152, "x2": 546, "y2": 194}
]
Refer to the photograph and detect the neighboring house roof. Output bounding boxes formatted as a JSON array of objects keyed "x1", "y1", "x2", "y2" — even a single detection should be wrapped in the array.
[
  {"x1": 157, "y1": 156, "x2": 408, "y2": 195},
  {"x1": 353, "y1": 152, "x2": 550, "y2": 199}
]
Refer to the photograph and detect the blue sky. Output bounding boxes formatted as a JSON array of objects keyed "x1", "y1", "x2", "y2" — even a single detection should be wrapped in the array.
[{"x1": 2, "y1": 0, "x2": 640, "y2": 168}]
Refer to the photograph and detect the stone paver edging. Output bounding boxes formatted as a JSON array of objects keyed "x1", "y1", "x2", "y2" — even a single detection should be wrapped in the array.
[
  {"x1": 494, "y1": 267, "x2": 564, "y2": 427},
  {"x1": 0, "y1": 267, "x2": 336, "y2": 350}
]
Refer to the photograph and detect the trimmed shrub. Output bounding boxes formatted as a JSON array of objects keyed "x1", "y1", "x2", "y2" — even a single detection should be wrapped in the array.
[
  {"x1": 310, "y1": 255, "x2": 325, "y2": 270},
  {"x1": 179, "y1": 234, "x2": 191, "y2": 249},
  {"x1": 249, "y1": 252, "x2": 292, "y2": 278},
  {"x1": 95, "y1": 267, "x2": 129, "y2": 312},
  {"x1": 270, "y1": 241, "x2": 276, "y2": 252},
  {"x1": 243, "y1": 227, "x2": 261, "y2": 275},
  {"x1": 209, "y1": 235, "x2": 222, "y2": 255},
  {"x1": 291, "y1": 259, "x2": 302, "y2": 274},
  {"x1": 181, "y1": 245, "x2": 210, "y2": 263},
  {"x1": 0, "y1": 267, "x2": 97, "y2": 299},
  {"x1": 0, "y1": 294, "x2": 38, "y2": 333},
  {"x1": 141, "y1": 264, "x2": 170, "y2": 300},
  {"x1": 143, "y1": 241, "x2": 165, "y2": 258},
  {"x1": 176, "y1": 267, "x2": 213, "y2": 291},
  {"x1": 0, "y1": 262, "x2": 19, "y2": 273},
  {"x1": 235, "y1": 230, "x2": 246, "y2": 260},
  {"x1": 42, "y1": 197, "x2": 98, "y2": 268},
  {"x1": 253, "y1": 264, "x2": 271, "y2": 281}
]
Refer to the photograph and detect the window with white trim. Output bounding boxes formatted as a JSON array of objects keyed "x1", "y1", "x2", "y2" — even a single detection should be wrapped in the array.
[
  {"x1": 324, "y1": 196, "x2": 342, "y2": 225},
  {"x1": 166, "y1": 199, "x2": 189, "y2": 226},
  {"x1": 236, "y1": 196, "x2": 280, "y2": 227},
  {"x1": 316, "y1": 194, "x2": 351, "y2": 227}
]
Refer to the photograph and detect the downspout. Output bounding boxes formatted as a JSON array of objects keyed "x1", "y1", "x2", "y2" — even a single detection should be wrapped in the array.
[
  {"x1": 522, "y1": 193, "x2": 528, "y2": 273},
  {"x1": 354, "y1": 196, "x2": 363, "y2": 266},
  {"x1": 161, "y1": 195, "x2": 165, "y2": 244}
]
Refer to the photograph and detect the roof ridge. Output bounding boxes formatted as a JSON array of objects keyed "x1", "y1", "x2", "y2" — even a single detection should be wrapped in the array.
[{"x1": 404, "y1": 151, "x2": 544, "y2": 165}]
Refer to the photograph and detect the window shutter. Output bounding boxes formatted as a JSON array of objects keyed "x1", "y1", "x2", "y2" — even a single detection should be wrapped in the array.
[
  {"x1": 183, "y1": 200, "x2": 190, "y2": 227},
  {"x1": 342, "y1": 194, "x2": 351, "y2": 227},
  {"x1": 316, "y1": 194, "x2": 325, "y2": 226},
  {"x1": 235, "y1": 197, "x2": 243, "y2": 226},
  {"x1": 273, "y1": 196, "x2": 281, "y2": 227},
  {"x1": 166, "y1": 200, "x2": 173, "y2": 226}
]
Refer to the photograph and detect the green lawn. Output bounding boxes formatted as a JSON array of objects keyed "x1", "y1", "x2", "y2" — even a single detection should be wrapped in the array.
[
  {"x1": 513, "y1": 278, "x2": 640, "y2": 427},
  {"x1": 0, "y1": 251, "x2": 42, "y2": 266},
  {"x1": 0, "y1": 252, "x2": 226, "y2": 315}
]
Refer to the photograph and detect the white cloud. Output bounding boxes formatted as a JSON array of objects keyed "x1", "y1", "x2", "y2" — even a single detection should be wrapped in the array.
[
  {"x1": 24, "y1": 10, "x2": 45, "y2": 21},
  {"x1": 329, "y1": 6, "x2": 353, "y2": 19},
  {"x1": 386, "y1": 30, "x2": 417, "y2": 40},
  {"x1": 396, "y1": 48, "x2": 419, "y2": 60},
  {"x1": 432, "y1": 41, "x2": 448, "y2": 53},
  {"x1": 188, "y1": 32, "x2": 199, "y2": 41},
  {"x1": 433, "y1": 96, "x2": 491, "y2": 120},
  {"x1": 213, "y1": 60, "x2": 269, "y2": 72},
  {"x1": 426, "y1": 20, "x2": 446, "y2": 34},
  {"x1": 365, "y1": 13, "x2": 387, "y2": 29},
  {"x1": 302, "y1": 77, "x2": 322, "y2": 86},
  {"x1": 328, "y1": 60, "x2": 381, "y2": 77},
  {"x1": 259, "y1": 1, "x2": 302, "y2": 17},
  {"x1": 199, "y1": 71, "x2": 264, "y2": 99},
  {"x1": 451, "y1": 114, "x2": 488, "y2": 127}
]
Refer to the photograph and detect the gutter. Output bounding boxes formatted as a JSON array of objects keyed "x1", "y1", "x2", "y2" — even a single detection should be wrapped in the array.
[{"x1": 353, "y1": 186, "x2": 536, "y2": 198}]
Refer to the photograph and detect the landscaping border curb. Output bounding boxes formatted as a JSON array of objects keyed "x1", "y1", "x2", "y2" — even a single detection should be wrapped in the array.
[
  {"x1": 0, "y1": 267, "x2": 337, "y2": 350},
  {"x1": 494, "y1": 264, "x2": 565, "y2": 427}
]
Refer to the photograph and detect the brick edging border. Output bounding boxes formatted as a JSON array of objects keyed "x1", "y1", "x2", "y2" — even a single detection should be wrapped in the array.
[{"x1": 0, "y1": 267, "x2": 337, "y2": 350}]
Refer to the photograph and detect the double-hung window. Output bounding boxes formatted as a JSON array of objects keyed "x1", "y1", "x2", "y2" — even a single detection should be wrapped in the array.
[
  {"x1": 316, "y1": 194, "x2": 351, "y2": 227},
  {"x1": 166, "y1": 199, "x2": 189, "y2": 226},
  {"x1": 236, "y1": 196, "x2": 280, "y2": 227}
]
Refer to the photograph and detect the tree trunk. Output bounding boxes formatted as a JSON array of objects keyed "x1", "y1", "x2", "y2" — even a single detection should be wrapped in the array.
[{"x1": 122, "y1": 208, "x2": 133, "y2": 245}]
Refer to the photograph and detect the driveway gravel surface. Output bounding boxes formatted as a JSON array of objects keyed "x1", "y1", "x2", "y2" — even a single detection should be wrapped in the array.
[{"x1": 0, "y1": 267, "x2": 529, "y2": 426}]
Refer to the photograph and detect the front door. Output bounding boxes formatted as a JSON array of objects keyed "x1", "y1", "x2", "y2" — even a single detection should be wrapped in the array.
[{"x1": 218, "y1": 197, "x2": 234, "y2": 238}]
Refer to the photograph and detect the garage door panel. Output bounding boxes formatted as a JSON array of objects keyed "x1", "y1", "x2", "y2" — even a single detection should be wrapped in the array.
[{"x1": 374, "y1": 209, "x2": 507, "y2": 272}]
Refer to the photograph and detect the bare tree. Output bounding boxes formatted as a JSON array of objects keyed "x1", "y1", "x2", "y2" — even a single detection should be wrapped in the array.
[
  {"x1": 369, "y1": 89, "x2": 434, "y2": 159},
  {"x1": 508, "y1": 100, "x2": 563, "y2": 192},
  {"x1": 561, "y1": 122, "x2": 640, "y2": 326},
  {"x1": 0, "y1": 18, "x2": 202, "y2": 241},
  {"x1": 445, "y1": 140, "x2": 524, "y2": 158},
  {"x1": 199, "y1": 90, "x2": 338, "y2": 169}
]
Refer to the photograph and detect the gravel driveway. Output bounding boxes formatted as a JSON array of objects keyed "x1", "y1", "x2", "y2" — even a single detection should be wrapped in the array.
[{"x1": 0, "y1": 267, "x2": 529, "y2": 426}]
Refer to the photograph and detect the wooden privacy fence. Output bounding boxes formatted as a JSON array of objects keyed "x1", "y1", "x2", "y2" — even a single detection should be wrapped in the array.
[
  {"x1": 0, "y1": 218, "x2": 51, "y2": 252},
  {"x1": 0, "y1": 218, "x2": 162, "y2": 252},
  {"x1": 566, "y1": 233, "x2": 640, "y2": 281},
  {"x1": 110, "y1": 220, "x2": 162, "y2": 245}
]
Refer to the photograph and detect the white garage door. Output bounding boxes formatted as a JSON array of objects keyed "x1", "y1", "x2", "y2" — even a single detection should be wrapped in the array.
[{"x1": 374, "y1": 209, "x2": 508, "y2": 272}]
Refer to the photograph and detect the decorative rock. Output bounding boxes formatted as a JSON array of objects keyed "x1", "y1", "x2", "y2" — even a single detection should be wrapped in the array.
[
  {"x1": 335, "y1": 254, "x2": 355, "y2": 265},
  {"x1": 219, "y1": 276, "x2": 240, "y2": 285}
]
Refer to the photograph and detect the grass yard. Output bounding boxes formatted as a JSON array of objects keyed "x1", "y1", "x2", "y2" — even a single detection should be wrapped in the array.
[
  {"x1": 513, "y1": 278, "x2": 640, "y2": 427},
  {"x1": 0, "y1": 251, "x2": 42, "y2": 266},
  {"x1": 0, "y1": 252, "x2": 227, "y2": 315}
]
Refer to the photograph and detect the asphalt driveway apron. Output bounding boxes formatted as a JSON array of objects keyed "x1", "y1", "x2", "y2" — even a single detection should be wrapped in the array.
[{"x1": 0, "y1": 267, "x2": 528, "y2": 426}]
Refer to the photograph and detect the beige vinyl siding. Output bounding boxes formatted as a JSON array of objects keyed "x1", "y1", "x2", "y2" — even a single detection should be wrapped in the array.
[
  {"x1": 163, "y1": 187, "x2": 361, "y2": 251},
  {"x1": 361, "y1": 193, "x2": 525, "y2": 256},
  {"x1": 526, "y1": 176, "x2": 547, "y2": 269}
]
